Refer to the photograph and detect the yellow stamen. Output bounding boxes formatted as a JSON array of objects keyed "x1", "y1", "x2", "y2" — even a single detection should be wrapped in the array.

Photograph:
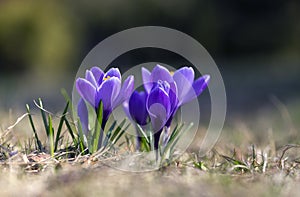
[
  {"x1": 103, "y1": 76, "x2": 111, "y2": 81},
  {"x1": 170, "y1": 71, "x2": 174, "y2": 76}
]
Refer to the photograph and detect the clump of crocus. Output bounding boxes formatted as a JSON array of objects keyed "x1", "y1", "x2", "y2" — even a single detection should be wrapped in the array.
[
  {"x1": 76, "y1": 66, "x2": 134, "y2": 149},
  {"x1": 125, "y1": 64, "x2": 210, "y2": 150}
]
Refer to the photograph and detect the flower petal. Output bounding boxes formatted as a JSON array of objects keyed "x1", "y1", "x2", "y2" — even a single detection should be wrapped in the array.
[
  {"x1": 77, "y1": 99, "x2": 89, "y2": 136},
  {"x1": 168, "y1": 81, "x2": 178, "y2": 110},
  {"x1": 113, "y1": 75, "x2": 134, "y2": 109},
  {"x1": 104, "y1": 68, "x2": 121, "y2": 80},
  {"x1": 147, "y1": 86, "x2": 171, "y2": 132},
  {"x1": 173, "y1": 67, "x2": 194, "y2": 104},
  {"x1": 90, "y1": 66, "x2": 104, "y2": 85},
  {"x1": 76, "y1": 78, "x2": 96, "y2": 107},
  {"x1": 96, "y1": 77, "x2": 121, "y2": 112},
  {"x1": 129, "y1": 91, "x2": 148, "y2": 125},
  {"x1": 181, "y1": 75, "x2": 210, "y2": 105},
  {"x1": 141, "y1": 67, "x2": 152, "y2": 93},
  {"x1": 148, "y1": 103, "x2": 168, "y2": 133},
  {"x1": 85, "y1": 70, "x2": 98, "y2": 87},
  {"x1": 151, "y1": 64, "x2": 173, "y2": 84},
  {"x1": 193, "y1": 75, "x2": 210, "y2": 95},
  {"x1": 122, "y1": 101, "x2": 132, "y2": 121}
]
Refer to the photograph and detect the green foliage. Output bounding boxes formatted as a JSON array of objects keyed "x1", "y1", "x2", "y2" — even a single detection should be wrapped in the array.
[
  {"x1": 26, "y1": 104, "x2": 43, "y2": 152},
  {"x1": 48, "y1": 115, "x2": 55, "y2": 157},
  {"x1": 90, "y1": 101, "x2": 103, "y2": 154},
  {"x1": 26, "y1": 98, "x2": 77, "y2": 157},
  {"x1": 25, "y1": 95, "x2": 188, "y2": 164},
  {"x1": 133, "y1": 122, "x2": 193, "y2": 164}
]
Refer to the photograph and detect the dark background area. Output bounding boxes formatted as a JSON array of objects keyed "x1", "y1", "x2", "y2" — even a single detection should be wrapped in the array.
[{"x1": 0, "y1": 0, "x2": 299, "y2": 121}]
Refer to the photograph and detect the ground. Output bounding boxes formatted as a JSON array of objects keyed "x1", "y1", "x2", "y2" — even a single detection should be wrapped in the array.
[{"x1": 0, "y1": 104, "x2": 300, "y2": 197}]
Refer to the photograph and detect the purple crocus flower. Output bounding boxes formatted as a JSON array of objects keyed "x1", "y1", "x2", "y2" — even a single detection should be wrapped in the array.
[
  {"x1": 76, "y1": 67, "x2": 134, "y2": 131},
  {"x1": 142, "y1": 64, "x2": 210, "y2": 148},
  {"x1": 146, "y1": 80, "x2": 179, "y2": 149},
  {"x1": 142, "y1": 64, "x2": 210, "y2": 107}
]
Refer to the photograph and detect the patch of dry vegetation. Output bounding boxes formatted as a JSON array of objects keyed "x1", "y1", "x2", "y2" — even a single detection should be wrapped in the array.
[{"x1": 0, "y1": 106, "x2": 300, "y2": 197}]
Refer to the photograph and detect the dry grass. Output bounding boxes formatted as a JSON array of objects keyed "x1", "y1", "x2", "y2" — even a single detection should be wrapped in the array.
[
  {"x1": 0, "y1": 105, "x2": 300, "y2": 197},
  {"x1": 1, "y1": 146, "x2": 300, "y2": 197}
]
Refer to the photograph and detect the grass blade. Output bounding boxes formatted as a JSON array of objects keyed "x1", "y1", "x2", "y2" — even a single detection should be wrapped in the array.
[
  {"x1": 136, "y1": 124, "x2": 151, "y2": 152},
  {"x1": 169, "y1": 123, "x2": 193, "y2": 155},
  {"x1": 77, "y1": 119, "x2": 86, "y2": 153},
  {"x1": 26, "y1": 104, "x2": 43, "y2": 152},
  {"x1": 136, "y1": 124, "x2": 150, "y2": 143},
  {"x1": 103, "y1": 120, "x2": 117, "y2": 147},
  {"x1": 38, "y1": 98, "x2": 49, "y2": 136},
  {"x1": 63, "y1": 115, "x2": 77, "y2": 146},
  {"x1": 109, "y1": 119, "x2": 126, "y2": 142},
  {"x1": 61, "y1": 88, "x2": 71, "y2": 105},
  {"x1": 161, "y1": 123, "x2": 192, "y2": 161},
  {"x1": 92, "y1": 101, "x2": 103, "y2": 153},
  {"x1": 60, "y1": 89, "x2": 77, "y2": 144},
  {"x1": 113, "y1": 123, "x2": 130, "y2": 145},
  {"x1": 48, "y1": 115, "x2": 55, "y2": 157},
  {"x1": 61, "y1": 88, "x2": 73, "y2": 115},
  {"x1": 54, "y1": 101, "x2": 69, "y2": 152},
  {"x1": 169, "y1": 124, "x2": 180, "y2": 141}
]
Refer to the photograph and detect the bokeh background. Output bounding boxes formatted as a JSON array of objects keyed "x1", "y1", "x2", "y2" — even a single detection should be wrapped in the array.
[{"x1": 0, "y1": 0, "x2": 299, "y2": 129}]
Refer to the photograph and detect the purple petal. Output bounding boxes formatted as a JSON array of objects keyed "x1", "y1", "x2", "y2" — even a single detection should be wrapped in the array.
[
  {"x1": 141, "y1": 67, "x2": 152, "y2": 93},
  {"x1": 85, "y1": 70, "x2": 98, "y2": 87},
  {"x1": 90, "y1": 66, "x2": 104, "y2": 85},
  {"x1": 165, "y1": 82, "x2": 179, "y2": 128},
  {"x1": 148, "y1": 104, "x2": 168, "y2": 133},
  {"x1": 96, "y1": 77, "x2": 121, "y2": 111},
  {"x1": 168, "y1": 83, "x2": 179, "y2": 112},
  {"x1": 104, "y1": 68, "x2": 121, "y2": 80},
  {"x1": 151, "y1": 64, "x2": 173, "y2": 84},
  {"x1": 76, "y1": 78, "x2": 96, "y2": 107},
  {"x1": 77, "y1": 99, "x2": 89, "y2": 136},
  {"x1": 113, "y1": 75, "x2": 134, "y2": 109},
  {"x1": 129, "y1": 91, "x2": 148, "y2": 125},
  {"x1": 122, "y1": 101, "x2": 132, "y2": 121},
  {"x1": 173, "y1": 67, "x2": 194, "y2": 104},
  {"x1": 147, "y1": 86, "x2": 171, "y2": 132},
  {"x1": 173, "y1": 67, "x2": 195, "y2": 84},
  {"x1": 181, "y1": 75, "x2": 210, "y2": 105},
  {"x1": 193, "y1": 75, "x2": 210, "y2": 95}
]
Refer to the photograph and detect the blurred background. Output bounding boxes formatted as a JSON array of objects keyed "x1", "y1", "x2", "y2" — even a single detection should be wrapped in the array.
[{"x1": 0, "y1": 0, "x2": 299, "y2": 131}]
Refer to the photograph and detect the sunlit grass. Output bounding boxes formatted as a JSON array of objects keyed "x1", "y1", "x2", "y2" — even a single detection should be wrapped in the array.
[{"x1": 0, "y1": 99, "x2": 300, "y2": 196}]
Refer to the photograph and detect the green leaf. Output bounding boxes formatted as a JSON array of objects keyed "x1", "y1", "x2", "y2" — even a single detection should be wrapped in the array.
[
  {"x1": 221, "y1": 155, "x2": 246, "y2": 166},
  {"x1": 64, "y1": 116, "x2": 77, "y2": 146},
  {"x1": 38, "y1": 98, "x2": 49, "y2": 136},
  {"x1": 194, "y1": 161, "x2": 208, "y2": 171},
  {"x1": 161, "y1": 123, "x2": 193, "y2": 161},
  {"x1": 109, "y1": 119, "x2": 126, "y2": 142},
  {"x1": 91, "y1": 100, "x2": 103, "y2": 154},
  {"x1": 26, "y1": 104, "x2": 43, "y2": 152},
  {"x1": 48, "y1": 114, "x2": 55, "y2": 157},
  {"x1": 103, "y1": 120, "x2": 117, "y2": 147},
  {"x1": 169, "y1": 123, "x2": 193, "y2": 155},
  {"x1": 61, "y1": 88, "x2": 74, "y2": 116},
  {"x1": 54, "y1": 101, "x2": 69, "y2": 152},
  {"x1": 136, "y1": 124, "x2": 150, "y2": 144},
  {"x1": 140, "y1": 136, "x2": 151, "y2": 152},
  {"x1": 148, "y1": 130, "x2": 154, "y2": 151},
  {"x1": 136, "y1": 124, "x2": 152, "y2": 152},
  {"x1": 125, "y1": 134, "x2": 134, "y2": 150},
  {"x1": 77, "y1": 119, "x2": 86, "y2": 153},
  {"x1": 112, "y1": 123, "x2": 130, "y2": 145}
]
